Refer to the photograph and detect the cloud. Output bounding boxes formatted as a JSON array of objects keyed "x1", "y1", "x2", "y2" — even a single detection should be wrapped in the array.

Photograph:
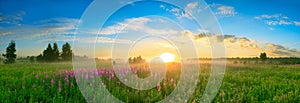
[
  {"x1": 99, "y1": 17, "x2": 179, "y2": 35},
  {"x1": 161, "y1": 2, "x2": 241, "y2": 19},
  {"x1": 254, "y1": 14, "x2": 288, "y2": 20},
  {"x1": 181, "y1": 30, "x2": 300, "y2": 57},
  {"x1": 255, "y1": 14, "x2": 299, "y2": 26},
  {"x1": 294, "y1": 21, "x2": 300, "y2": 26},
  {"x1": 215, "y1": 5, "x2": 237, "y2": 16},
  {"x1": 209, "y1": 4, "x2": 237, "y2": 17},
  {"x1": 0, "y1": 32, "x2": 12, "y2": 36},
  {"x1": 0, "y1": 17, "x2": 80, "y2": 44},
  {"x1": 160, "y1": 2, "x2": 201, "y2": 19},
  {"x1": 0, "y1": 11, "x2": 25, "y2": 25},
  {"x1": 266, "y1": 43, "x2": 300, "y2": 57},
  {"x1": 183, "y1": 30, "x2": 257, "y2": 48},
  {"x1": 99, "y1": 17, "x2": 150, "y2": 35}
]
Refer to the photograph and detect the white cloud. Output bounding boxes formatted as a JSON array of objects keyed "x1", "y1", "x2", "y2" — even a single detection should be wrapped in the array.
[
  {"x1": 160, "y1": 2, "x2": 201, "y2": 19},
  {"x1": 0, "y1": 32, "x2": 12, "y2": 36},
  {"x1": 186, "y1": 2, "x2": 198, "y2": 9},
  {"x1": 99, "y1": 17, "x2": 150, "y2": 35},
  {"x1": 0, "y1": 17, "x2": 80, "y2": 44},
  {"x1": 99, "y1": 17, "x2": 179, "y2": 35},
  {"x1": 208, "y1": 4, "x2": 237, "y2": 17},
  {"x1": 255, "y1": 14, "x2": 299, "y2": 26},
  {"x1": 215, "y1": 5, "x2": 237, "y2": 16},
  {"x1": 294, "y1": 21, "x2": 300, "y2": 26}
]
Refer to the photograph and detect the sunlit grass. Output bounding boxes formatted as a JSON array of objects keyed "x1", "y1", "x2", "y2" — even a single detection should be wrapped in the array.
[{"x1": 0, "y1": 62, "x2": 299, "y2": 102}]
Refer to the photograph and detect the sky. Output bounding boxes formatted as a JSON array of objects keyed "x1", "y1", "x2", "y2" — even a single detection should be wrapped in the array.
[{"x1": 0, "y1": 0, "x2": 299, "y2": 59}]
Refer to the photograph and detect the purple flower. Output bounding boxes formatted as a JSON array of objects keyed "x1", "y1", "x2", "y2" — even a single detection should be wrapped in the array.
[
  {"x1": 45, "y1": 75, "x2": 49, "y2": 78},
  {"x1": 51, "y1": 79, "x2": 55, "y2": 85},
  {"x1": 85, "y1": 73, "x2": 89, "y2": 80},
  {"x1": 65, "y1": 77, "x2": 69, "y2": 84}
]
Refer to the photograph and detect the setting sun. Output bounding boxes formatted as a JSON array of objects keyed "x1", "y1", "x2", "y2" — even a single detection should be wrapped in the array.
[{"x1": 160, "y1": 52, "x2": 175, "y2": 63}]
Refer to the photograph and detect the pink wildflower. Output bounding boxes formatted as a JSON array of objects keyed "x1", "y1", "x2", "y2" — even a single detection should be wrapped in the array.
[{"x1": 157, "y1": 84, "x2": 161, "y2": 92}]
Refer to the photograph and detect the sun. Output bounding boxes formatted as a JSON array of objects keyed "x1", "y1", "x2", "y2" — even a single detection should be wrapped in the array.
[{"x1": 160, "y1": 52, "x2": 175, "y2": 63}]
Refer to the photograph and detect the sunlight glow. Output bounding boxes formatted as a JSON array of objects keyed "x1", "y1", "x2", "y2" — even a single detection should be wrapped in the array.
[{"x1": 160, "y1": 52, "x2": 175, "y2": 63}]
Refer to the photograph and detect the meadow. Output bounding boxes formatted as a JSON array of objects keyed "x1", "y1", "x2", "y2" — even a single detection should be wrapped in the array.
[{"x1": 0, "y1": 61, "x2": 299, "y2": 102}]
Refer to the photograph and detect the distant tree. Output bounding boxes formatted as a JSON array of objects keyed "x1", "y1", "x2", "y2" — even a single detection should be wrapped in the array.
[
  {"x1": 29, "y1": 56, "x2": 35, "y2": 62},
  {"x1": 2, "y1": 40, "x2": 17, "y2": 64},
  {"x1": 53, "y1": 43, "x2": 60, "y2": 61},
  {"x1": 43, "y1": 43, "x2": 54, "y2": 62},
  {"x1": 128, "y1": 56, "x2": 146, "y2": 64},
  {"x1": 128, "y1": 57, "x2": 132, "y2": 63},
  {"x1": 36, "y1": 54, "x2": 43, "y2": 62},
  {"x1": 260, "y1": 52, "x2": 267, "y2": 61},
  {"x1": 61, "y1": 42, "x2": 72, "y2": 61}
]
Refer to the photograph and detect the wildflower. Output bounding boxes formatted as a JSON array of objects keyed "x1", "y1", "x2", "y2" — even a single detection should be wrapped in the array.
[
  {"x1": 170, "y1": 78, "x2": 174, "y2": 82},
  {"x1": 45, "y1": 74, "x2": 49, "y2": 78},
  {"x1": 163, "y1": 81, "x2": 167, "y2": 86},
  {"x1": 51, "y1": 79, "x2": 55, "y2": 85},
  {"x1": 65, "y1": 77, "x2": 69, "y2": 84},
  {"x1": 157, "y1": 83, "x2": 161, "y2": 92},
  {"x1": 35, "y1": 74, "x2": 39, "y2": 79},
  {"x1": 85, "y1": 73, "x2": 89, "y2": 80},
  {"x1": 58, "y1": 87, "x2": 62, "y2": 92}
]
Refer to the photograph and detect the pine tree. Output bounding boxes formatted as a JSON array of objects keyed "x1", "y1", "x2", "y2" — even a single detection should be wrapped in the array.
[
  {"x1": 61, "y1": 42, "x2": 72, "y2": 61},
  {"x1": 2, "y1": 40, "x2": 17, "y2": 64},
  {"x1": 43, "y1": 43, "x2": 53, "y2": 62},
  {"x1": 53, "y1": 43, "x2": 60, "y2": 61}
]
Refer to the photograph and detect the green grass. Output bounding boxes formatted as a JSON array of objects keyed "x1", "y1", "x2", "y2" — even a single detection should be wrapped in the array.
[{"x1": 0, "y1": 62, "x2": 299, "y2": 102}]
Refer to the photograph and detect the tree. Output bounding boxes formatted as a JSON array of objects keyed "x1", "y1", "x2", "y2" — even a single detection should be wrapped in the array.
[
  {"x1": 128, "y1": 56, "x2": 146, "y2": 64},
  {"x1": 43, "y1": 43, "x2": 54, "y2": 62},
  {"x1": 2, "y1": 40, "x2": 17, "y2": 64},
  {"x1": 53, "y1": 43, "x2": 60, "y2": 61},
  {"x1": 61, "y1": 42, "x2": 72, "y2": 61},
  {"x1": 260, "y1": 52, "x2": 267, "y2": 61},
  {"x1": 29, "y1": 56, "x2": 35, "y2": 62},
  {"x1": 36, "y1": 54, "x2": 43, "y2": 62}
]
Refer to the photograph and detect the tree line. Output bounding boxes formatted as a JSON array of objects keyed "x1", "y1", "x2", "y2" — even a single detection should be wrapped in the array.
[
  {"x1": 1, "y1": 40, "x2": 72, "y2": 64},
  {"x1": 36, "y1": 42, "x2": 72, "y2": 62},
  {"x1": 128, "y1": 56, "x2": 146, "y2": 64}
]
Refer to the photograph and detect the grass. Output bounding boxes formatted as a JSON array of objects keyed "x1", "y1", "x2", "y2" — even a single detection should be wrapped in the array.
[{"x1": 0, "y1": 62, "x2": 299, "y2": 102}]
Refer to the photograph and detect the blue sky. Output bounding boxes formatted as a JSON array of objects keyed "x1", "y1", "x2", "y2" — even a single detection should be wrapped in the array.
[{"x1": 0, "y1": 0, "x2": 299, "y2": 58}]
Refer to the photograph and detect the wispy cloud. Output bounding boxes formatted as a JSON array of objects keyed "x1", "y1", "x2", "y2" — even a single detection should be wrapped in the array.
[
  {"x1": 160, "y1": 2, "x2": 201, "y2": 19},
  {"x1": 98, "y1": 17, "x2": 179, "y2": 35},
  {"x1": 0, "y1": 17, "x2": 80, "y2": 44},
  {"x1": 294, "y1": 21, "x2": 300, "y2": 26},
  {"x1": 99, "y1": 17, "x2": 151, "y2": 35},
  {"x1": 0, "y1": 11, "x2": 25, "y2": 26},
  {"x1": 209, "y1": 4, "x2": 237, "y2": 17},
  {"x1": 215, "y1": 5, "x2": 237, "y2": 16},
  {"x1": 255, "y1": 14, "x2": 300, "y2": 26}
]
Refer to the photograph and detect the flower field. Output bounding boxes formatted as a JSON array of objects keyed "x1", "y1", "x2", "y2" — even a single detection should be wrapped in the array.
[{"x1": 0, "y1": 63, "x2": 300, "y2": 102}]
